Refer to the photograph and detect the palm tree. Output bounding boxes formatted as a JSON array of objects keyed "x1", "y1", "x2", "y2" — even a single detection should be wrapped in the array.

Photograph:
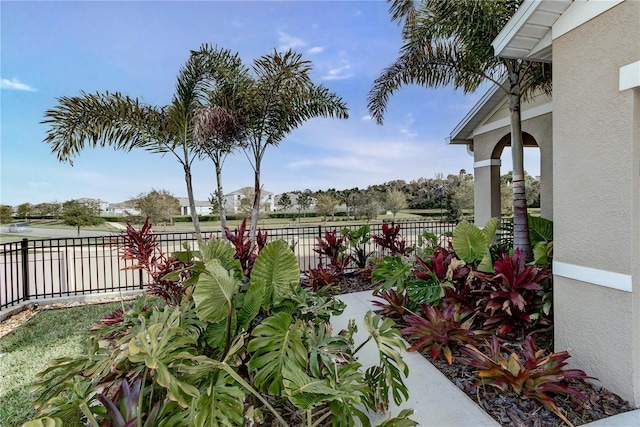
[
  {"x1": 242, "y1": 49, "x2": 349, "y2": 246},
  {"x1": 192, "y1": 46, "x2": 251, "y2": 230},
  {"x1": 368, "y1": 0, "x2": 551, "y2": 259},
  {"x1": 42, "y1": 46, "x2": 217, "y2": 236}
]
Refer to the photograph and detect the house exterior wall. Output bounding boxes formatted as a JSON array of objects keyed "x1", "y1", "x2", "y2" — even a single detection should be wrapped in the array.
[{"x1": 552, "y1": 0, "x2": 639, "y2": 405}]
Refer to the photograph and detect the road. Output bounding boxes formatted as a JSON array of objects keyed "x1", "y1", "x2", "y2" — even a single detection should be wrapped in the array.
[{"x1": 1, "y1": 226, "x2": 123, "y2": 239}]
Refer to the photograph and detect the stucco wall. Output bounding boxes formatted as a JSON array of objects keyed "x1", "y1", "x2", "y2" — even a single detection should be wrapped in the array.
[{"x1": 553, "y1": 0, "x2": 639, "y2": 405}]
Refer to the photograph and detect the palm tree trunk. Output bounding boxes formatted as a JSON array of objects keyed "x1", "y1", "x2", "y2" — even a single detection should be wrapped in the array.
[
  {"x1": 508, "y1": 76, "x2": 532, "y2": 261},
  {"x1": 184, "y1": 164, "x2": 202, "y2": 237},
  {"x1": 250, "y1": 167, "x2": 261, "y2": 250},
  {"x1": 215, "y1": 164, "x2": 227, "y2": 231}
]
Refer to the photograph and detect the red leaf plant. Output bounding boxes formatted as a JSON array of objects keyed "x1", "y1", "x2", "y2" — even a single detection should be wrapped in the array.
[
  {"x1": 474, "y1": 248, "x2": 551, "y2": 334},
  {"x1": 121, "y1": 218, "x2": 190, "y2": 305},
  {"x1": 460, "y1": 335, "x2": 594, "y2": 426},
  {"x1": 313, "y1": 229, "x2": 351, "y2": 274},
  {"x1": 401, "y1": 303, "x2": 480, "y2": 365},
  {"x1": 372, "y1": 222, "x2": 409, "y2": 256},
  {"x1": 223, "y1": 218, "x2": 268, "y2": 279}
]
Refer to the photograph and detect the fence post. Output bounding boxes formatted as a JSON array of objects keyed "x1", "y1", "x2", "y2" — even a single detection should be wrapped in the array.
[
  {"x1": 139, "y1": 269, "x2": 144, "y2": 290},
  {"x1": 21, "y1": 238, "x2": 30, "y2": 301},
  {"x1": 318, "y1": 225, "x2": 322, "y2": 239}
]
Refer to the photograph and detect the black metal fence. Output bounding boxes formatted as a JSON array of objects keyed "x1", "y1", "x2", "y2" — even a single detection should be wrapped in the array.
[{"x1": 0, "y1": 220, "x2": 464, "y2": 311}]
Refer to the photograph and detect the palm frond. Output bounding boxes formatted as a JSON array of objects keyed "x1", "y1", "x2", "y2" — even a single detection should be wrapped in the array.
[{"x1": 42, "y1": 91, "x2": 166, "y2": 164}]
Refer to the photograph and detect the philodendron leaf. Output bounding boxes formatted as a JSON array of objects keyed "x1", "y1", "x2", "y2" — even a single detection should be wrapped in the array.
[
  {"x1": 247, "y1": 312, "x2": 308, "y2": 395},
  {"x1": 193, "y1": 259, "x2": 240, "y2": 323},
  {"x1": 282, "y1": 364, "x2": 352, "y2": 410},
  {"x1": 250, "y1": 240, "x2": 300, "y2": 308},
  {"x1": 198, "y1": 239, "x2": 243, "y2": 281},
  {"x1": 453, "y1": 220, "x2": 486, "y2": 264},
  {"x1": 528, "y1": 214, "x2": 553, "y2": 244}
]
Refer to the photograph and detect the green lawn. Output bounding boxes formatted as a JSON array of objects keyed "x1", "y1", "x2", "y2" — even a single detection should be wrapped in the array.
[{"x1": 0, "y1": 301, "x2": 125, "y2": 426}]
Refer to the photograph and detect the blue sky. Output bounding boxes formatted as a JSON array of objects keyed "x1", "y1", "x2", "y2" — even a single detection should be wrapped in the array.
[{"x1": 1, "y1": 0, "x2": 539, "y2": 207}]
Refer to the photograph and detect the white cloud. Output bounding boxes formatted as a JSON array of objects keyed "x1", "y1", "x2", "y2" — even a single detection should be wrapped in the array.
[
  {"x1": 322, "y1": 63, "x2": 353, "y2": 80},
  {"x1": 308, "y1": 46, "x2": 324, "y2": 54},
  {"x1": 361, "y1": 115, "x2": 372, "y2": 121},
  {"x1": 1, "y1": 78, "x2": 37, "y2": 91},
  {"x1": 278, "y1": 31, "x2": 306, "y2": 51}
]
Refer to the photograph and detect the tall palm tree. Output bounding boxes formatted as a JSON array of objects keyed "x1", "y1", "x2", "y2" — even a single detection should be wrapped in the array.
[
  {"x1": 42, "y1": 46, "x2": 216, "y2": 236},
  {"x1": 368, "y1": 0, "x2": 551, "y2": 260},
  {"x1": 192, "y1": 46, "x2": 252, "y2": 230},
  {"x1": 242, "y1": 49, "x2": 349, "y2": 246}
]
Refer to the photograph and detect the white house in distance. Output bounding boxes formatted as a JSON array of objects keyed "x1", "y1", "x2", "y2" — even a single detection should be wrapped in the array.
[
  {"x1": 449, "y1": 0, "x2": 639, "y2": 407},
  {"x1": 223, "y1": 187, "x2": 274, "y2": 214},
  {"x1": 103, "y1": 201, "x2": 140, "y2": 217},
  {"x1": 273, "y1": 192, "x2": 318, "y2": 213},
  {"x1": 177, "y1": 197, "x2": 210, "y2": 216}
]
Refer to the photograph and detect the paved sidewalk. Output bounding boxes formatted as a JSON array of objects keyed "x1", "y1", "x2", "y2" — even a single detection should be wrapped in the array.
[{"x1": 333, "y1": 291, "x2": 639, "y2": 427}]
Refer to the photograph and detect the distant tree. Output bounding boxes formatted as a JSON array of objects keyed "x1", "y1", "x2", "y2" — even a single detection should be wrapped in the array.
[
  {"x1": 356, "y1": 189, "x2": 381, "y2": 221},
  {"x1": 61, "y1": 200, "x2": 104, "y2": 236},
  {"x1": 16, "y1": 203, "x2": 31, "y2": 221},
  {"x1": 132, "y1": 189, "x2": 180, "y2": 227},
  {"x1": 236, "y1": 188, "x2": 255, "y2": 219},
  {"x1": 208, "y1": 190, "x2": 226, "y2": 216},
  {"x1": 296, "y1": 189, "x2": 314, "y2": 220},
  {"x1": 314, "y1": 193, "x2": 339, "y2": 222},
  {"x1": 0, "y1": 205, "x2": 13, "y2": 224},
  {"x1": 385, "y1": 189, "x2": 407, "y2": 222},
  {"x1": 277, "y1": 193, "x2": 292, "y2": 212},
  {"x1": 445, "y1": 171, "x2": 474, "y2": 220}
]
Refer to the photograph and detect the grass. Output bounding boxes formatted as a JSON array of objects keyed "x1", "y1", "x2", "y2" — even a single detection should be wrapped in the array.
[{"x1": 0, "y1": 301, "x2": 124, "y2": 427}]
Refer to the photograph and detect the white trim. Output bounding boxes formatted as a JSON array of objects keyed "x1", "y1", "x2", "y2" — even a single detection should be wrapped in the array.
[
  {"x1": 472, "y1": 102, "x2": 553, "y2": 137},
  {"x1": 552, "y1": 0, "x2": 623, "y2": 40},
  {"x1": 492, "y1": 0, "x2": 541, "y2": 57},
  {"x1": 620, "y1": 61, "x2": 640, "y2": 91},
  {"x1": 474, "y1": 159, "x2": 501, "y2": 168},
  {"x1": 553, "y1": 261, "x2": 633, "y2": 292}
]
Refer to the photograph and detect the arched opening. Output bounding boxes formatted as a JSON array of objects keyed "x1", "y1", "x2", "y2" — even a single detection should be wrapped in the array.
[{"x1": 491, "y1": 132, "x2": 541, "y2": 216}]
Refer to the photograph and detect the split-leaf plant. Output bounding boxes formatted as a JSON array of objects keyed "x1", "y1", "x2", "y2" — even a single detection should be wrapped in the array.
[{"x1": 26, "y1": 229, "x2": 416, "y2": 426}]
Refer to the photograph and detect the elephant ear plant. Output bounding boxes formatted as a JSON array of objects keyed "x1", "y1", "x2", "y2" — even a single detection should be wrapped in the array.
[{"x1": 26, "y1": 231, "x2": 417, "y2": 426}]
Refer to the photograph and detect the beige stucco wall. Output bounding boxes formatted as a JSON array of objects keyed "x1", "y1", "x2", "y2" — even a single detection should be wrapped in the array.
[{"x1": 553, "y1": 0, "x2": 639, "y2": 406}]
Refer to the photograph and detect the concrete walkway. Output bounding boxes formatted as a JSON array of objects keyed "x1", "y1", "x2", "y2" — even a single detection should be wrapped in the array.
[{"x1": 333, "y1": 291, "x2": 640, "y2": 427}]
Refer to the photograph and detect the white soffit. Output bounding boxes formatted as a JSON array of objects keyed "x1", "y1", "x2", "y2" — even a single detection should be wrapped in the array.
[{"x1": 493, "y1": 0, "x2": 572, "y2": 61}]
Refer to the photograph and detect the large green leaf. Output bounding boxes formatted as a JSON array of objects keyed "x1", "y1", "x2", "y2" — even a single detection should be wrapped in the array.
[
  {"x1": 247, "y1": 312, "x2": 308, "y2": 395},
  {"x1": 250, "y1": 240, "x2": 300, "y2": 308},
  {"x1": 281, "y1": 364, "x2": 353, "y2": 410},
  {"x1": 362, "y1": 311, "x2": 409, "y2": 408},
  {"x1": 198, "y1": 238, "x2": 243, "y2": 280},
  {"x1": 193, "y1": 259, "x2": 240, "y2": 323},
  {"x1": 192, "y1": 371, "x2": 245, "y2": 427},
  {"x1": 237, "y1": 279, "x2": 265, "y2": 332},
  {"x1": 528, "y1": 214, "x2": 553, "y2": 244},
  {"x1": 453, "y1": 218, "x2": 499, "y2": 272},
  {"x1": 453, "y1": 220, "x2": 486, "y2": 264}
]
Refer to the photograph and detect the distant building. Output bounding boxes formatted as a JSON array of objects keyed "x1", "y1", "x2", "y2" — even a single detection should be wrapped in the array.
[
  {"x1": 177, "y1": 198, "x2": 210, "y2": 216},
  {"x1": 103, "y1": 201, "x2": 140, "y2": 217},
  {"x1": 224, "y1": 187, "x2": 274, "y2": 214}
]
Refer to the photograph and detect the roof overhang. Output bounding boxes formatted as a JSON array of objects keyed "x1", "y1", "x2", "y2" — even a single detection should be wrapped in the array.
[{"x1": 492, "y1": 0, "x2": 572, "y2": 62}]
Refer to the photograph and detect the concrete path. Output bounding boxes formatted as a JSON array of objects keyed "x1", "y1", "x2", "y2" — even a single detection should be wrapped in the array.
[{"x1": 333, "y1": 291, "x2": 640, "y2": 427}]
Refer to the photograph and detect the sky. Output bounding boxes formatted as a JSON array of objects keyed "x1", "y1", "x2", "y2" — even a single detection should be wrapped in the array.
[{"x1": 0, "y1": 0, "x2": 540, "y2": 207}]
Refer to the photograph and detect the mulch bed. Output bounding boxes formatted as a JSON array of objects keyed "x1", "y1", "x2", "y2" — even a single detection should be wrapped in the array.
[{"x1": 336, "y1": 277, "x2": 634, "y2": 427}]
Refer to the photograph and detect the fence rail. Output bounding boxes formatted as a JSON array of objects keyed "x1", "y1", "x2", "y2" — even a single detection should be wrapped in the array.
[{"x1": 0, "y1": 220, "x2": 469, "y2": 311}]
